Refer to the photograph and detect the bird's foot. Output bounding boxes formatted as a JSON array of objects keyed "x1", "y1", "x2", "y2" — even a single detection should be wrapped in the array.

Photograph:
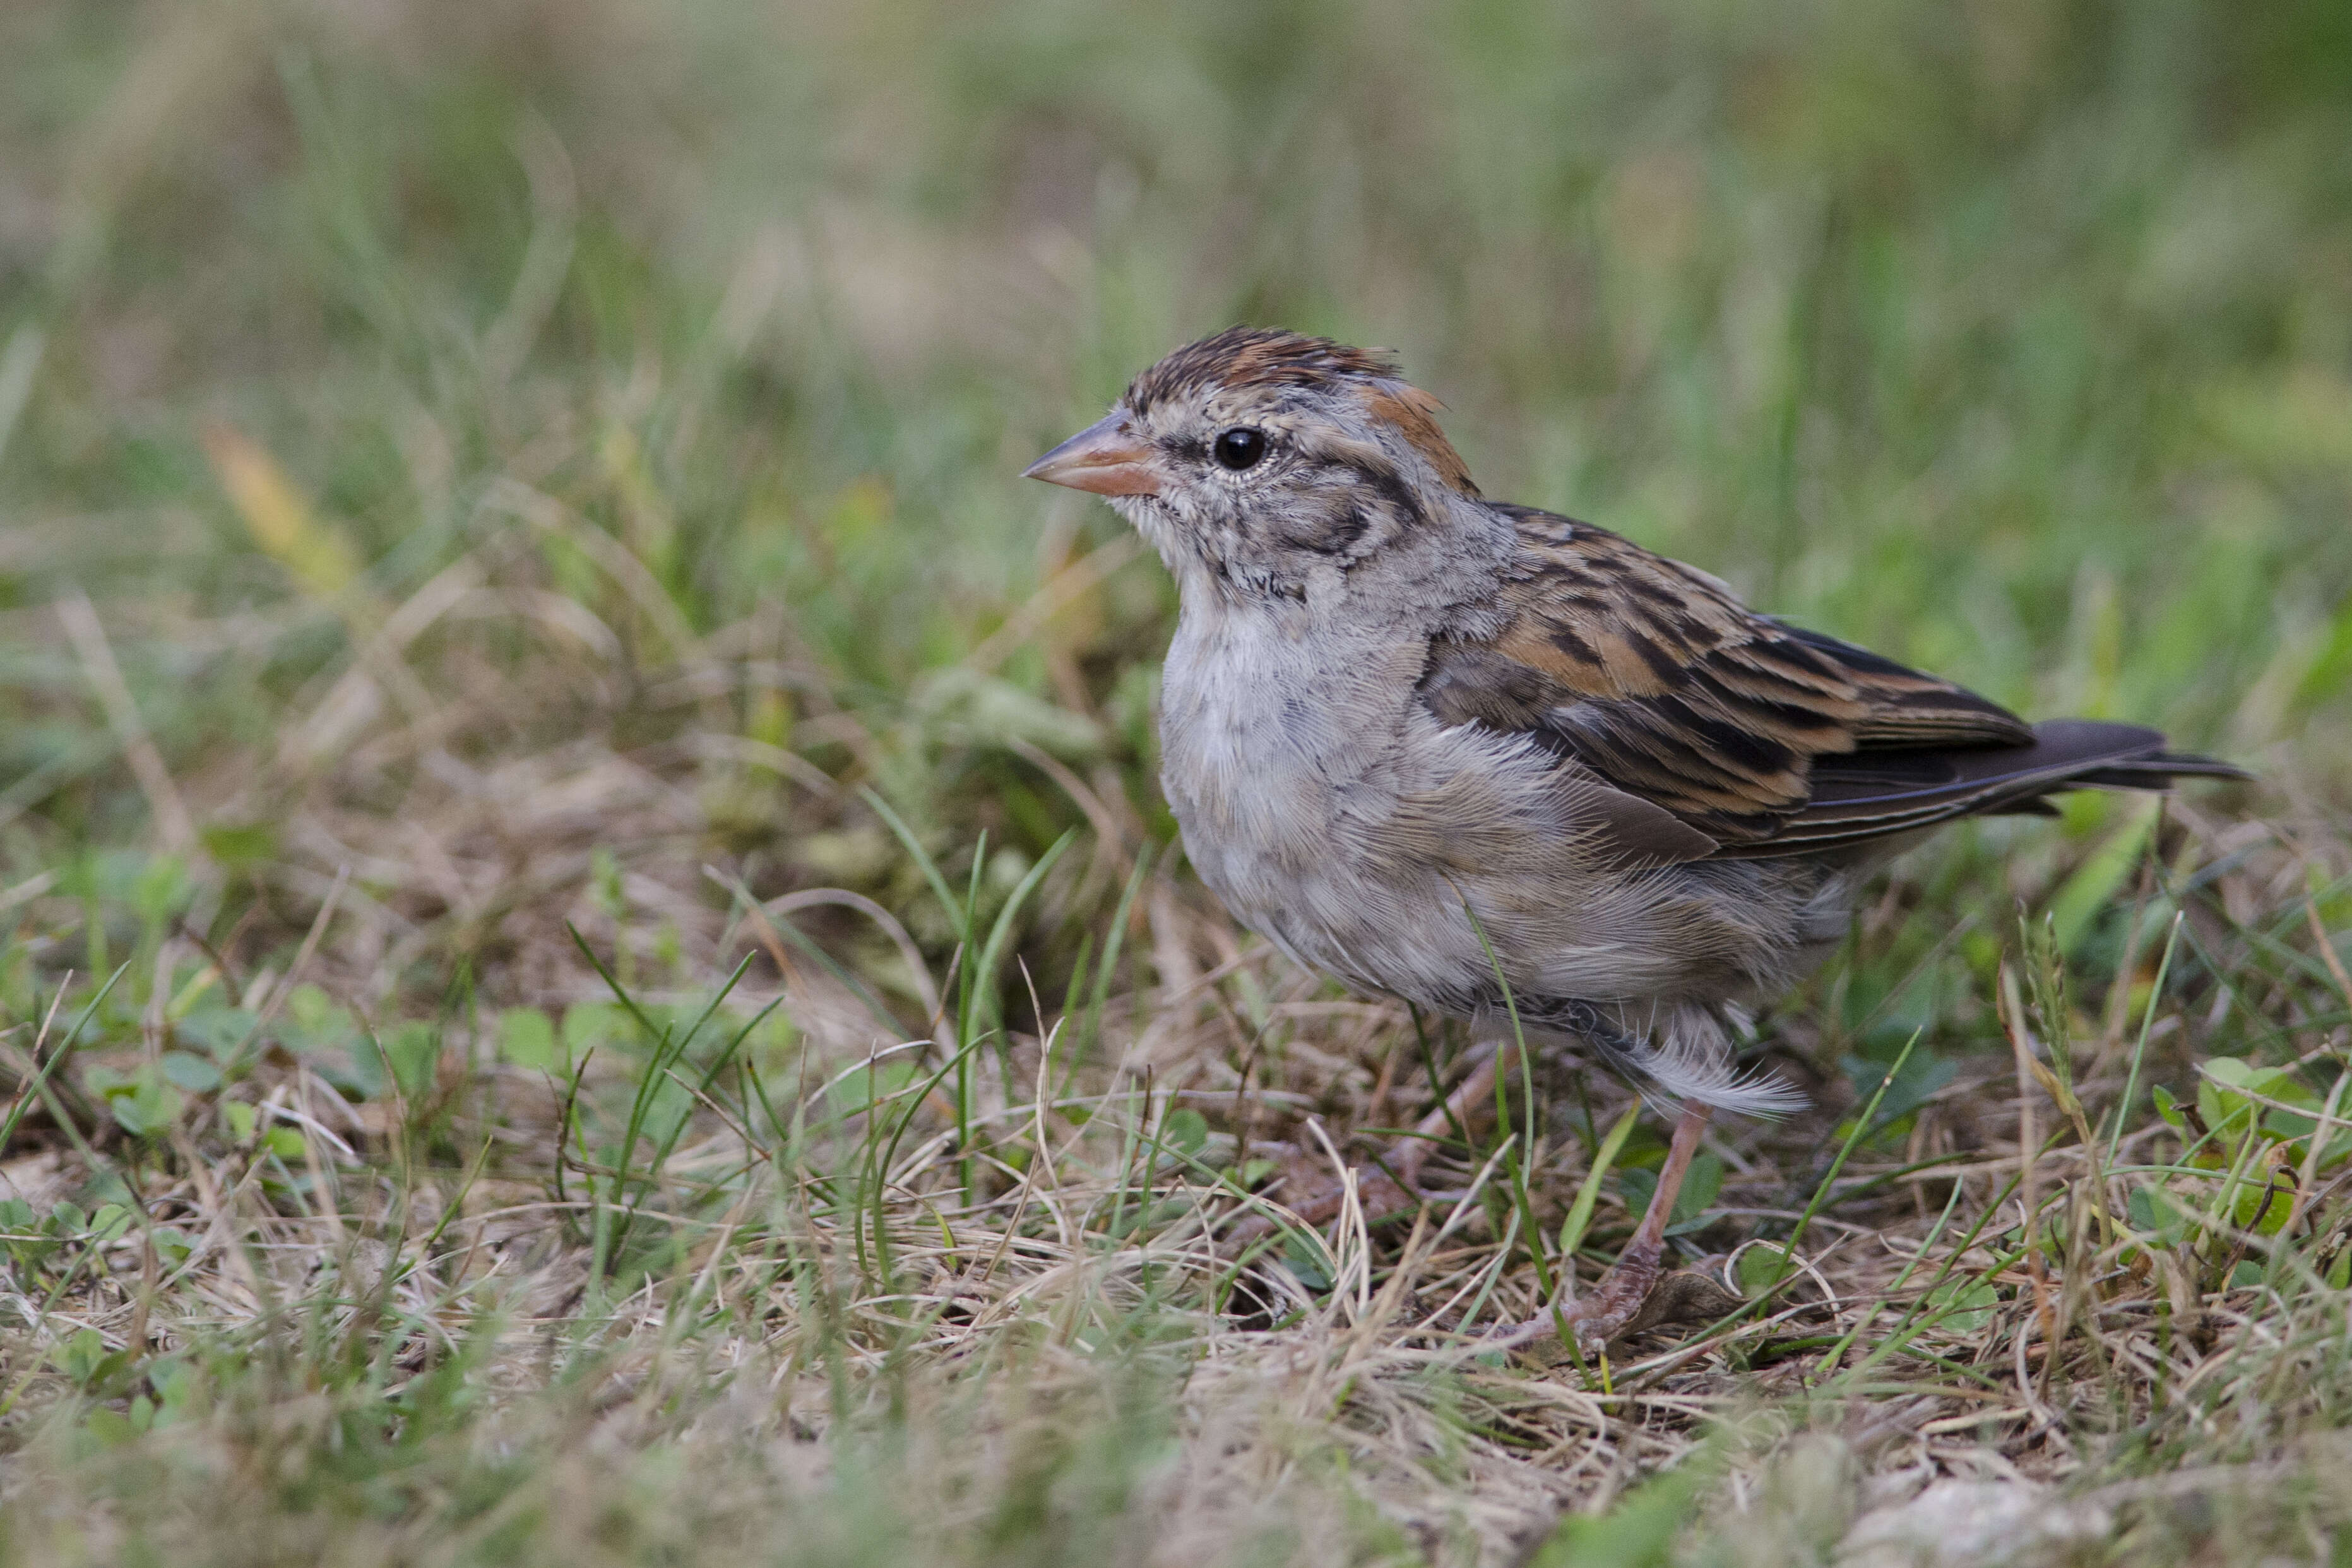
[
  {"x1": 1527, "y1": 1235, "x2": 1666, "y2": 1355},
  {"x1": 1225, "y1": 1142, "x2": 1425, "y2": 1248},
  {"x1": 1225, "y1": 1050, "x2": 1508, "y2": 1251},
  {"x1": 1514, "y1": 1241, "x2": 1745, "y2": 1365}
]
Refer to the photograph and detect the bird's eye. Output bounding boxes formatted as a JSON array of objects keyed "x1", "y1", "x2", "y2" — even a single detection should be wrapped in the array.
[{"x1": 1213, "y1": 427, "x2": 1268, "y2": 472}]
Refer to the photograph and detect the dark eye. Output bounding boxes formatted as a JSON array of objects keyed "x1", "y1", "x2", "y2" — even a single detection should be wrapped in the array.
[{"x1": 1213, "y1": 427, "x2": 1268, "y2": 471}]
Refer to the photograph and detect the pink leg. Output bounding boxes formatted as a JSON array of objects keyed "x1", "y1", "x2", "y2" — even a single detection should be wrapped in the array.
[
  {"x1": 1385, "y1": 1047, "x2": 1503, "y2": 1191},
  {"x1": 1538, "y1": 1102, "x2": 1713, "y2": 1350}
]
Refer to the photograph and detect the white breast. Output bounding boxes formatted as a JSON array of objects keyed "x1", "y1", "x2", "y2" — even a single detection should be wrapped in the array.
[
  {"x1": 1159, "y1": 598, "x2": 1561, "y2": 998},
  {"x1": 1159, "y1": 603, "x2": 1411, "y2": 882}
]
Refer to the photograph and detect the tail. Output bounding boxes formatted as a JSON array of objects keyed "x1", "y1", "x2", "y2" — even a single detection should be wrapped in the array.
[{"x1": 1714, "y1": 719, "x2": 2251, "y2": 860}]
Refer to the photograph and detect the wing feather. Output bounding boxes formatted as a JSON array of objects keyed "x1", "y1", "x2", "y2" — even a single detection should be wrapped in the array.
[{"x1": 1419, "y1": 509, "x2": 2240, "y2": 864}]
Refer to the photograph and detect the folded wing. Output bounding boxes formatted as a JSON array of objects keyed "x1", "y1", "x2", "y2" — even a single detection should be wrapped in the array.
[{"x1": 1418, "y1": 508, "x2": 2243, "y2": 864}]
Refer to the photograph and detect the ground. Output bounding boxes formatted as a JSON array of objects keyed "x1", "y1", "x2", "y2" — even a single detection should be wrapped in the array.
[{"x1": 1, "y1": 3, "x2": 2350, "y2": 1564}]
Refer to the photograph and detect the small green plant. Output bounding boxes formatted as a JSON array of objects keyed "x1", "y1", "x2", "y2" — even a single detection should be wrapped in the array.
[{"x1": 0, "y1": 4, "x2": 2343, "y2": 1563}]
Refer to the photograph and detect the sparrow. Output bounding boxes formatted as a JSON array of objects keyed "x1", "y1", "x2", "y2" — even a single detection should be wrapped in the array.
[{"x1": 1025, "y1": 326, "x2": 2242, "y2": 1348}]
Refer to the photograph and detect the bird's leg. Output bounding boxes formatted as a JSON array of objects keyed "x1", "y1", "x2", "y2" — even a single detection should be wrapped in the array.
[
  {"x1": 1537, "y1": 1101, "x2": 1713, "y2": 1350},
  {"x1": 1377, "y1": 1043, "x2": 1506, "y2": 1195},
  {"x1": 1229, "y1": 1042, "x2": 1510, "y2": 1242}
]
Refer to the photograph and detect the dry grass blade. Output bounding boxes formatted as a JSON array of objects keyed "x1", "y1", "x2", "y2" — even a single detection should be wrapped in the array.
[{"x1": 1, "y1": 4, "x2": 2346, "y2": 1564}]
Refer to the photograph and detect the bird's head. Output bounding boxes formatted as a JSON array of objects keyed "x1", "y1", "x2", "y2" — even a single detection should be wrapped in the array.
[{"x1": 1026, "y1": 327, "x2": 1487, "y2": 603}]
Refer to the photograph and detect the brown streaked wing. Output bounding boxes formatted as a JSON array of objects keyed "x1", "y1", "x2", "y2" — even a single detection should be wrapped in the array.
[{"x1": 1419, "y1": 509, "x2": 2033, "y2": 848}]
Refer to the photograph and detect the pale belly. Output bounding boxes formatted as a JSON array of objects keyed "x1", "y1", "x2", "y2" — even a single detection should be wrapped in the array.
[
  {"x1": 1156, "y1": 616, "x2": 1846, "y2": 1015},
  {"x1": 1150, "y1": 600, "x2": 1848, "y2": 1115}
]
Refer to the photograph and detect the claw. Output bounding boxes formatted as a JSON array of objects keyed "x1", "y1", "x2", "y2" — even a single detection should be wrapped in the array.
[
  {"x1": 1225, "y1": 1048, "x2": 1507, "y2": 1249},
  {"x1": 1533, "y1": 1232, "x2": 1666, "y2": 1350},
  {"x1": 1223, "y1": 1069, "x2": 1731, "y2": 1367},
  {"x1": 1226, "y1": 1155, "x2": 1420, "y2": 1247},
  {"x1": 1520, "y1": 1102, "x2": 1717, "y2": 1355}
]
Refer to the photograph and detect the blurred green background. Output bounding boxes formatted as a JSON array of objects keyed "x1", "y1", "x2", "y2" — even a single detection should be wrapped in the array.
[
  {"x1": 1, "y1": 0, "x2": 2348, "y2": 963},
  {"x1": 2, "y1": 8, "x2": 2350, "y2": 1561}
]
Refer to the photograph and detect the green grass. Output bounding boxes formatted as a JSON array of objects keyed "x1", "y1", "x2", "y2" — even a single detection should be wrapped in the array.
[{"x1": 1, "y1": 1, "x2": 2350, "y2": 1562}]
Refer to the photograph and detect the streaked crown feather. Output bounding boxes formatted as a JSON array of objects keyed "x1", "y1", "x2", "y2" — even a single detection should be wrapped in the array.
[{"x1": 1126, "y1": 326, "x2": 1478, "y2": 496}]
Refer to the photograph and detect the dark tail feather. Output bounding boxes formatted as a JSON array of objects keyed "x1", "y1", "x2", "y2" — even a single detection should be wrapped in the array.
[
  {"x1": 1713, "y1": 720, "x2": 2248, "y2": 860},
  {"x1": 2074, "y1": 752, "x2": 2253, "y2": 787}
]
